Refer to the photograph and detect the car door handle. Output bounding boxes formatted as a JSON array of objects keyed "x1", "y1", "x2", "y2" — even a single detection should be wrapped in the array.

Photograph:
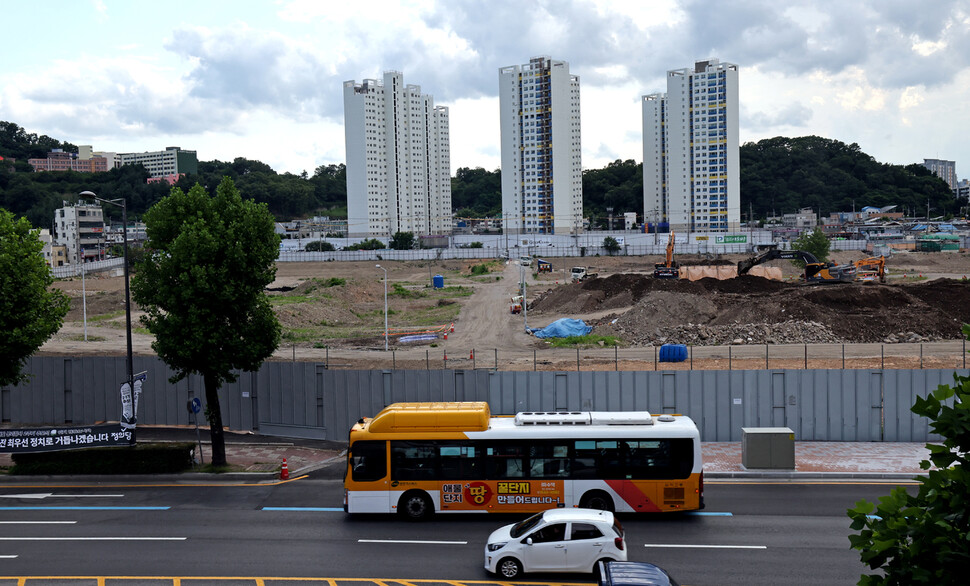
[
  {"x1": 592, "y1": 542, "x2": 604, "y2": 546},
  {"x1": 555, "y1": 544, "x2": 565, "y2": 548}
]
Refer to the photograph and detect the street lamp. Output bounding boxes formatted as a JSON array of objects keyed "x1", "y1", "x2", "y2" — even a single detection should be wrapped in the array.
[
  {"x1": 80, "y1": 191, "x2": 133, "y2": 417},
  {"x1": 376, "y1": 264, "x2": 388, "y2": 351}
]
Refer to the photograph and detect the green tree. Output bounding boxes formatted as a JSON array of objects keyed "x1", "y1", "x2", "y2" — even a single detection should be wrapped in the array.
[
  {"x1": 346, "y1": 238, "x2": 386, "y2": 251},
  {"x1": 390, "y1": 231, "x2": 415, "y2": 250},
  {"x1": 602, "y1": 236, "x2": 621, "y2": 255},
  {"x1": 131, "y1": 178, "x2": 281, "y2": 467},
  {"x1": 304, "y1": 240, "x2": 335, "y2": 252},
  {"x1": 792, "y1": 228, "x2": 831, "y2": 263},
  {"x1": 0, "y1": 209, "x2": 70, "y2": 386},
  {"x1": 848, "y1": 325, "x2": 970, "y2": 584}
]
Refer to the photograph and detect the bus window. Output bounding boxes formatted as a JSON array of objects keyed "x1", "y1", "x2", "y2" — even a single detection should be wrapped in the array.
[
  {"x1": 351, "y1": 440, "x2": 386, "y2": 482},
  {"x1": 391, "y1": 441, "x2": 437, "y2": 480},
  {"x1": 486, "y1": 443, "x2": 525, "y2": 479},
  {"x1": 438, "y1": 443, "x2": 480, "y2": 480},
  {"x1": 625, "y1": 439, "x2": 693, "y2": 479},
  {"x1": 529, "y1": 443, "x2": 570, "y2": 478}
]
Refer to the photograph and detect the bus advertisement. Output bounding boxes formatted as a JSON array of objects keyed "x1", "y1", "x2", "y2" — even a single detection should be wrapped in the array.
[{"x1": 344, "y1": 402, "x2": 704, "y2": 519}]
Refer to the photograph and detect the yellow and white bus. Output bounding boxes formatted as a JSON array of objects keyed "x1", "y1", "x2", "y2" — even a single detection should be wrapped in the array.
[{"x1": 344, "y1": 402, "x2": 704, "y2": 519}]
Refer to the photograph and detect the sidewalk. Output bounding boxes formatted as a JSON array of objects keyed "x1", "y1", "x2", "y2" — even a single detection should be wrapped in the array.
[{"x1": 1, "y1": 426, "x2": 935, "y2": 480}]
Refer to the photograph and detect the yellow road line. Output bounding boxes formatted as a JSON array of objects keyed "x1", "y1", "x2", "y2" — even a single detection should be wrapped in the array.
[
  {"x1": 0, "y1": 580, "x2": 592, "y2": 585},
  {"x1": 0, "y1": 475, "x2": 309, "y2": 489}
]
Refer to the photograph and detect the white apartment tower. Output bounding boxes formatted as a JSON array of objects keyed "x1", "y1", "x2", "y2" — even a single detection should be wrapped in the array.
[
  {"x1": 343, "y1": 71, "x2": 452, "y2": 238},
  {"x1": 643, "y1": 58, "x2": 741, "y2": 233},
  {"x1": 499, "y1": 56, "x2": 583, "y2": 235}
]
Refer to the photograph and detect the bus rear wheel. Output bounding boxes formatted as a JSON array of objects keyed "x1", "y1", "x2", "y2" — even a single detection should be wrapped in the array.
[
  {"x1": 399, "y1": 490, "x2": 433, "y2": 521},
  {"x1": 579, "y1": 490, "x2": 615, "y2": 512}
]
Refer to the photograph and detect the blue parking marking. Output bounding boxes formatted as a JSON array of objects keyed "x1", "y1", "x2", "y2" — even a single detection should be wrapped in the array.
[{"x1": 687, "y1": 511, "x2": 733, "y2": 516}]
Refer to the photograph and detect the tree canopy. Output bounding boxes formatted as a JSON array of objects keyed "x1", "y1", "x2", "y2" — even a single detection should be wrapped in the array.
[
  {"x1": 131, "y1": 177, "x2": 281, "y2": 466},
  {"x1": 740, "y1": 136, "x2": 956, "y2": 220},
  {"x1": 451, "y1": 167, "x2": 501, "y2": 219},
  {"x1": 848, "y1": 326, "x2": 970, "y2": 584},
  {"x1": 583, "y1": 159, "x2": 643, "y2": 228},
  {"x1": 792, "y1": 228, "x2": 832, "y2": 263},
  {"x1": 0, "y1": 208, "x2": 70, "y2": 387}
]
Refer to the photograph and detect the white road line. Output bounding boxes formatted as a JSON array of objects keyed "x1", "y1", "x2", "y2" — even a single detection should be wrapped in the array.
[
  {"x1": 0, "y1": 493, "x2": 124, "y2": 499},
  {"x1": 0, "y1": 555, "x2": 18, "y2": 559},
  {"x1": 644, "y1": 544, "x2": 767, "y2": 550},
  {"x1": 0, "y1": 521, "x2": 77, "y2": 524},
  {"x1": 358, "y1": 539, "x2": 468, "y2": 545},
  {"x1": 0, "y1": 537, "x2": 185, "y2": 541}
]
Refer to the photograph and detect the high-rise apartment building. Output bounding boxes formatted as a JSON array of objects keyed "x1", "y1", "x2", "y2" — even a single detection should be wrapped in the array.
[
  {"x1": 499, "y1": 56, "x2": 582, "y2": 235},
  {"x1": 922, "y1": 159, "x2": 957, "y2": 190},
  {"x1": 643, "y1": 58, "x2": 741, "y2": 233},
  {"x1": 343, "y1": 71, "x2": 452, "y2": 238}
]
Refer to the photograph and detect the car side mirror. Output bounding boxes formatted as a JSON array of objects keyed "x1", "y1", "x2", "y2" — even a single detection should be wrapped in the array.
[{"x1": 525, "y1": 537, "x2": 533, "y2": 546}]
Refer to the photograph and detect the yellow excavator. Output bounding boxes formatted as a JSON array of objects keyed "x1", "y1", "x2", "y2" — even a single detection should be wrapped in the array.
[
  {"x1": 653, "y1": 232, "x2": 680, "y2": 279},
  {"x1": 855, "y1": 256, "x2": 886, "y2": 283},
  {"x1": 738, "y1": 248, "x2": 857, "y2": 283}
]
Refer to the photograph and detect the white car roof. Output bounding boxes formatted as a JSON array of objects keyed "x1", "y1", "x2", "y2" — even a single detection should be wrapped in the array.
[{"x1": 539, "y1": 508, "x2": 614, "y2": 524}]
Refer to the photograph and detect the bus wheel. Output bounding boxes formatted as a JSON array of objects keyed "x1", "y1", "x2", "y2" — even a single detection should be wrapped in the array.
[
  {"x1": 579, "y1": 490, "x2": 615, "y2": 512},
  {"x1": 497, "y1": 557, "x2": 523, "y2": 579},
  {"x1": 399, "y1": 490, "x2": 433, "y2": 521}
]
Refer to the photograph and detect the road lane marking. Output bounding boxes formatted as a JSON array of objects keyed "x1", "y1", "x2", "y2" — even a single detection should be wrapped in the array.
[
  {"x1": 645, "y1": 543, "x2": 766, "y2": 549},
  {"x1": 0, "y1": 493, "x2": 124, "y2": 499},
  {"x1": 0, "y1": 507, "x2": 168, "y2": 511},
  {"x1": 0, "y1": 521, "x2": 76, "y2": 524},
  {"x1": 358, "y1": 539, "x2": 468, "y2": 545},
  {"x1": 0, "y1": 537, "x2": 186, "y2": 541},
  {"x1": 262, "y1": 507, "x2": 344, "y2": 512},
  {"x1": 687, "y1": 511, "x2": 733, "y2": 516}
]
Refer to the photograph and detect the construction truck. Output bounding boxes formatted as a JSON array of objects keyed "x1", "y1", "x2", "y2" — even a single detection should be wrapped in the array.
[
  {"x1": 738, "y1": 248, "x2": 857, "y2": 283},
  {"x1": 855, "y1": 256, "x2": 886, "y2": 283},
  {"x1": 653, "y1": 231, "x2": 680, "y2": 279},
  {"x1": 571, "y1": 266, "x2": 598, "y2": 282},
  {"x1": 510, "y1": 295, "x2": 523, "y2": 314}
]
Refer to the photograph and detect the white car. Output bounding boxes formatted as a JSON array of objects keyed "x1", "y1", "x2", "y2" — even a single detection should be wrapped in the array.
[{"x1": 484, "y1": 508, "x2": 627, "y2": 579}]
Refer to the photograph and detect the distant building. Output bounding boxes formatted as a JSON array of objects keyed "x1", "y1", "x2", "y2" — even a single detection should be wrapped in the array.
[
  {"x1": 52, "y1": 201, "x2": 105, "y2": 265},
  {"x1": 643, "y1": 58, "x2": 741, "y2": 233},
  {"x1": 147, "y1": 174, "x2": 185, "y2": 186},
  {"x1": 783, "y1": 207, "x2": 817, "y2": 230},
  {"x1": 120, "y1": 146, "x2": 198, "y2": 178},
  {"x1": 955, "y1": 179, "x2": 969, "y2": 201},
  {"x1": 922, "y1": 159, "x2": 957, "y2": 190},
  {"x1": 343, "y1": 71, "x2": 452, "y2": 238},
  {"x1": 499, "y1": 56, "x2": 583, "y2": 236},
  {"x1": 29, "y1": 149, "x2": 109, "y2": 173}
]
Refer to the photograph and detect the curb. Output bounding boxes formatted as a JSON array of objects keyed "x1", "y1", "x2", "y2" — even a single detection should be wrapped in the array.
[{"x1": 705, "y1": 471, "x2": 928, "y2": 480}]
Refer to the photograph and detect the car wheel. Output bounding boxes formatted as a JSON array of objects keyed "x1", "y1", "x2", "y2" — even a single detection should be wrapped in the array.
[
  {"x1": 398, "y1": 490, "x2": 433, "y2": 521},
  {"x1": 580, "y1": 490, "x2": 615, "y2": 512},
  {"x1": 497, "y1": 557, "x2": 523, "y2": 579}
]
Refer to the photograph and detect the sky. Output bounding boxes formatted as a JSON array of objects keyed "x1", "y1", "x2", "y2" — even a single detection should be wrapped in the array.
[{"x1": 2, "y1": 0, "x2": 969, "y2": 180}]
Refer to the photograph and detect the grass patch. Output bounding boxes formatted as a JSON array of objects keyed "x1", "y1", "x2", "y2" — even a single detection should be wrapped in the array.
[
  {"x1": 391, "y1": 283, "x2": 426, "y2": 299},
  {"x1": 64, "y1": 334, "x2": 108, "y2": 342},
  {"x1": 89, "y1": 310, "x2": 125, "y2": 322},
  {"x1": 547, "y1": 335, "x2": 623, "y2": 348}
]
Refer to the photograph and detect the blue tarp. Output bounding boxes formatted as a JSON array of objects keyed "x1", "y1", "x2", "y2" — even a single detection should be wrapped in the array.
[{"x1": 530, "y1": 318, "x2": 593, "y2": 338}]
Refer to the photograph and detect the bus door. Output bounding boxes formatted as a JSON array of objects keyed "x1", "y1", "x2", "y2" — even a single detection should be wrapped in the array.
[{"x1": 348, "y1": 440, "x2": 388, "y2": 512}]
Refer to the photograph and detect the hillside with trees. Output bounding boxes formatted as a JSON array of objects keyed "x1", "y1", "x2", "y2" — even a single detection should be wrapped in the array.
[{"x1": 0, "y1": 120, "x2": 960, "y2": 230}]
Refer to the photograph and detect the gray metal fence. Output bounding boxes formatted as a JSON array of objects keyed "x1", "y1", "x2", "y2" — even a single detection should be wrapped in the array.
[{"x1": 2, "y1": 356, "x2": 962, "y2": 444}]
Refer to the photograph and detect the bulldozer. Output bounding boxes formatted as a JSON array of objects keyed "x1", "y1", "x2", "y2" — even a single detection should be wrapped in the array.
[
  {"x1": 738, "y1": 248, "x2": 856, "y2": 283},
  {"x1": 855, "y1": 256, "x2": 886, "y2": 283},
  {"x1": 653, "y1": 232, "x2": 680, "y2": 279}
]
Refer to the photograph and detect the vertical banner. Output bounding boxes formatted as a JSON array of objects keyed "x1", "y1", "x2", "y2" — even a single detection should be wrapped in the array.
[{"x1": 120, "y1": 372, "x2": 147, "y2": 438}]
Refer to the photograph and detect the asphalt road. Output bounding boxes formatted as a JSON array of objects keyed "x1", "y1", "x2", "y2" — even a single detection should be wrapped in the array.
[{"x1": 0, "y1": 478, "x2": 914, "y2": 585}]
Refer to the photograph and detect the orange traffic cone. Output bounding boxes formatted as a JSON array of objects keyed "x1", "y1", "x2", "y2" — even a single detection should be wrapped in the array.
[
  {"x1": 443, "y1": 332, "x2": 448, "y2": 340},
  {"x1": 469, "y1": 350, "x2": 474, "y2": 360},
  {"x1": 450, "y1": 323, "x2": 455, "y2": 333},
  {"x1": 280, "y1": 458, "x2": 289, "y2": 480}
]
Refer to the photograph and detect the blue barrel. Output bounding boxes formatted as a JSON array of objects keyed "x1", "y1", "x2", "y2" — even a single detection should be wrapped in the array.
[
  {"x1": 659, "y1": 344, "x2": 688, "y2": 362},
  {"x1": 433, "y1": 274, "x2": 444, "y2": 289}
]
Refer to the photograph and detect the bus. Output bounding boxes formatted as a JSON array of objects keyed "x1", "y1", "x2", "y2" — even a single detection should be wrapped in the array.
[{"x1": 344, "y1": 402, "x2": 704, "y2": 519}]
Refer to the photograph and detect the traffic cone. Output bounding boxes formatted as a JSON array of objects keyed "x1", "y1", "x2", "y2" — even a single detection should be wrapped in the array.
[
  {"x1": 450, "y1": 324, "x2": 455, "y2": 333},
  {"x1": 280, "y1": 458, "x2": 289, "y2": 480},
  {"x1": 469, "y1": 350, "x2": 474, "y2": 360},
  {"x1": 443, "y1": 332, "x2": 448, "y2": 340}
]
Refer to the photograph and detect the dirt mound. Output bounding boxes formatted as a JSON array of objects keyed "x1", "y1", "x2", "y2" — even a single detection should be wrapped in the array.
[{"x1": 531, "y1": 274, "x2": 970, "y2": 345}]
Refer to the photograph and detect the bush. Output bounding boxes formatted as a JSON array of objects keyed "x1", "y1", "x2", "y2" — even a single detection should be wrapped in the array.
[
  {"x1": 471, "y1": 263, "x2": 490, "y2": 275},
  {"x1": 304, "y1": 240, "x2": 335, "y2": 252},
  {"x1": 10, "y1": 443, "x2": 195, "y2": 475}
]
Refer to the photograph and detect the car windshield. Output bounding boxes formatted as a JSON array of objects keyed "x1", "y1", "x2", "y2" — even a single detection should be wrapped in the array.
[{"x1": 509, "y1": 512, "x2": 544, "y2": 538}]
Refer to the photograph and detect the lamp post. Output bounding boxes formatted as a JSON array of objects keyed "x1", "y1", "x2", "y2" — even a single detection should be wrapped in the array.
[
  {"x1": 79, "y1": 191, "x2": 133, "y2": 411},
  {"x1": 376, "y1": 264, "x2": 388, "y2": 351}
]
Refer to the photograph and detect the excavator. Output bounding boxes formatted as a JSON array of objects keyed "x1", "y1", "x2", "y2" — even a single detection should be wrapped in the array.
[
  {"x1": 855, "y1": 256, "x2": 886, "y2": 283},
  {"x1": 737, "y1": 248, "x2": 857, "y2": 283},
  {"x1": 653, "y1": 231, "x2": 680, "y2": 279}
]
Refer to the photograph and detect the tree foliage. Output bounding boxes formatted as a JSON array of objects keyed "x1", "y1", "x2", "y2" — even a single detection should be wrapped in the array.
[
  {"x1": 741, "y1": 136, "x2": 957, "y2": 219},
  {"x1": 602, "y1": 236, "x2": 621, "y2": 255},
  {"x1": 390, "y1": 231, "x2": 415, "y2": 250},
  {"x1": 451, "y1": 167, "x2": 501, "y2": 218},
  {"x1": 0, "y1": 208, "x2": 70, "y2": 387},
  {"x1": 583, "y1": 160, "x2": 643, "y2": 228},
  {"x1": 346, "y1": 238, "x2": 386, "y2": 251},
  {"x1": 304, "y1": 240, "x2": 335, "y2": 252},
  {"x1": 131, "y1": 178, "x2": 281, "y2": 466},
  {"x1": 848, "y1": 325, "x2": 970, "y2": 584},
  {"x1": 792, "y1": 228, "x2": 831, "y2": 263}
]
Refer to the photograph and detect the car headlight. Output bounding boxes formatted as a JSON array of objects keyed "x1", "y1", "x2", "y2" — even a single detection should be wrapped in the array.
[{"x1": 487, "y1": 542, "x2": 507, "y2": 552}]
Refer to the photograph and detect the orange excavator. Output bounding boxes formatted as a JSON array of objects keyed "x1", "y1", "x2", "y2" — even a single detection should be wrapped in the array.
[
  {"x1": 738, "y1": 248, "x2": 857, "y2": 283},
  {"x1": 855, "y1": 256, "x2": 886, "y2": 283},
  {"x1": 653, "y1": 232, "x2": 680, "y2": 279}
]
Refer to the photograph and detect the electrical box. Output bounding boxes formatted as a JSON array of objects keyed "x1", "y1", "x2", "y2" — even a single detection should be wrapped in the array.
[{"x1": 741, "y1": 427, "x2": 795, "y2": 469}]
